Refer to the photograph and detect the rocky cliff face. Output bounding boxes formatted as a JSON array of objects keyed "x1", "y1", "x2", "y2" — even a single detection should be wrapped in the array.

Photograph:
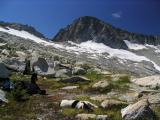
[
  {"x1": 0, "y1": 21, "x2": 45, "y2": 39},
  {"x1": 53, "y1": 16, "x2": 160, "y2": 49}
]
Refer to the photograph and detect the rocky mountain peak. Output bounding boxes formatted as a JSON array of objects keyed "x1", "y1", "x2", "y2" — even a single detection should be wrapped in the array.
[
  {"x1": 53, "y1": 16, "x2": 160, "y2": 49},
  {"x1": 0, "y1": 21, "x2": 45, "y2": 39}
]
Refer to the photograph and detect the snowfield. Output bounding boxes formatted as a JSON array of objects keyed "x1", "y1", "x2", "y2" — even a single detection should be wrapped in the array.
[
  {"x1": 66, "y1": 41, "x2": 160, "y2": 71},
  {"x1": 124, "y1": 40, "x2": 147, "y2": 50},
  {"x1": 0, "y1": 26, "x2": 64, "y2": 49},
  {"x1": 1, "y1": 26, "x2": 160, "y2": 71}
]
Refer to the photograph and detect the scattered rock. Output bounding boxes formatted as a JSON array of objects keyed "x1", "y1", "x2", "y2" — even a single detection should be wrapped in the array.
[
  {"x1": 4, "y1": 58, "x2": 26, "y2": 72},
  {"x1": 90, "y1": 95, "x2": 108, "y2": 102},
  {"x1": 60, "y1": 76, "x2": 90, "y2": 83},
  {"x1": 60, "y1": 100, "x2": 98, "y2": 111},
  {"x1": 72, "y1": 67, "x2": 86, "y2": 75},
  {"x1": 0, "y1": 43, "x2": 7, "y2": 48},
  {"x1": 142, "y1": 93, "x2": 160, "y2": 104},
  {"x1": 92, "y1": 80, "x2": 109, "y2": 89},
  {"x1": 75, "y1": 113, "x2": 96, "y2": 120},
  {"x1": 0, "y1": 89, "x2": 8, "y2": 103},
  {"x1": 75, "y1": 114, "x2": 109, "y2": 120},
  {"x1": 1, "y1": 49, "x2": 9, "y2": 56},
  {"x1": 60, "y1": 86, "x2": 79, "y2": 90},
  {"x1": 129, "y1": 84, "x2": 158, "y2": 93},
  {"x1": 121, "y1": 99, "x2": 155, "y2": 120},
  {"x1": 131, "y1": 75, "x2": 160, "y2": 89},
  {"x1": 96, "y1": 115, "x2": 109, "y2": 120},
  {"x1": 118, "y1": 92, "x2": 143, "y2": 103},
  {"x1": 16, "y1": 51, "x2": 26, "y2": 60},
  {"x1": 0, "y1": 63, "x2": 10, "y2": 78},
  {"x1": 55, "y1": 69, "x2": 71, "y2": 78},
  {"x1": 101, "y1": 99, "x2": 127, "y2": 109}
]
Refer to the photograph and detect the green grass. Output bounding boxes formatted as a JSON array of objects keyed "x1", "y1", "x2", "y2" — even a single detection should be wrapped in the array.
[
  {"x1": 62, "y1": 94, "x2": 123, "y2": 120},
  {"x1": 82, "y1": 74, "x2": 131, "y2": 94},
  {"x1": 1, "y1": 72, "x2": 132, "y2": 120},
  {"x1": 84, "y1": 71, "x2": 105, "y2": 81},
  {"x1": 0, "y1": 95, "x2": 66, "y2": 120},
  {"x1": 151, "y1": 105, "x2": 160, "y2": 120},
  {"x1": 109, "y1": 75, "x2": 131, "y2": 92}
]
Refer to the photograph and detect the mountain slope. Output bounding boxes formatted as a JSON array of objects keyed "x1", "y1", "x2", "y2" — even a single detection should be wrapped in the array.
[
  {"x1": 53, "y1": 16, "x2": 160, "y2": 49},
  {"x1": 0, "y1": 18, "x2": 160, "y2": 76},
  {"x1": 0, "y1": 21, "x2": 45, "y2": 39}
]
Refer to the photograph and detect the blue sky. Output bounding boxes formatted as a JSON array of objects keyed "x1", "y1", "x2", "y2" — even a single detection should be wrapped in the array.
[{"x1": 0, "y1": 0, "x2": 160, "y2": 38}]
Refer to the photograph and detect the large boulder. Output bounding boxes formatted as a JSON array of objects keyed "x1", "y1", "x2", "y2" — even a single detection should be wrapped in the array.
[
  {"x1": 3, "y1": 58, "x2": 25, "y2": 72},
  {"x1": 141, "y1": 93, "x2": 160, "y2": 104},
  {"x1": 32, "y1": 57, "x2": 55, "y2": 77},
  {"x1": 121, "y1": 99, "x2": 155, "y2": 120},
  {"x1": 33, "y1": 57, "x2": 49, "y2": 72},
  {"x1": 101, "y1": 99, "x2": 127, "y2": 109},
  {"x1": 131, "y1": 75, "x2": 160, "y2": 89},
  {"x1": 0, "y1": 63, "x2": 10, "y2": 78}
]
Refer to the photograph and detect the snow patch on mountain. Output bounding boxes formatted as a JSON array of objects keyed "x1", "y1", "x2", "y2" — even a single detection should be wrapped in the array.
[
  {"x1": 65, "y1": 41, "x2": 160, "y2": 71},
  {"x1": 0, "y1": 27, "x2": 47, "y2": 43},
  {"x1": 0, "y1": 27, "x2": 64, "y2": 49},
  {"x1": 0, "y1": 26, "x2": 160, "y2": 71},
  {"x1": 124, "y1": 40, "x2": 147, "y2": 50}
]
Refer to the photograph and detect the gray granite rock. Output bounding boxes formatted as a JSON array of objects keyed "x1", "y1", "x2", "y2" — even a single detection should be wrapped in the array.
[{"x1": 121, "y1": 99, "x2": 155, "y2": 120}]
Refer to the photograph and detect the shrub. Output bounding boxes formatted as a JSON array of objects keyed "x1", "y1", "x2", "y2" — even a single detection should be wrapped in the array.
[{"x1": 6, "y1": 87, "x2": 29, "y2": 101}]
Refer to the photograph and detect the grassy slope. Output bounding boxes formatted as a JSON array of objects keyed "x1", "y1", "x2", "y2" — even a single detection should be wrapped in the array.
[{"x1": 0, "y1": 72, "x2": 160, "y2": 120}]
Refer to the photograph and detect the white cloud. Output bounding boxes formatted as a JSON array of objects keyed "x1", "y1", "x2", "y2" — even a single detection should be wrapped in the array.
[{"x1": 112, "y1": 11, "x2": 122, "y2": 18}]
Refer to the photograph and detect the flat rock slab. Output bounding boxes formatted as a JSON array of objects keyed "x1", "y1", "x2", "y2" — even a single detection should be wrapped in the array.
[
  {"x1": 76, "y1": 114, "x2": 96, "y2": 120},
  {"x1": 141, "y1": 93, "x2": 160, "y2": 104},
  {"x1": 76, "y1": 114, "x2": 109, "y2": 120},
  {"x1": 101, "y1": 99, "x2": 127, "y2": 109},
  {"x1": 118, "y1": 92, "x2": 142, "y2": 103},
  {"x1": 131, "y1": 75, "x2": 160, "y2": 88},
  {"x1": 92, "y1": 80, "x2": 109, "y2": 89},
  {"x1": 90, "y1": 95, "x2": 108, "y2": 102},
  {"x1": 60, "y1": 86, "x2": 79, "y2": 90}
]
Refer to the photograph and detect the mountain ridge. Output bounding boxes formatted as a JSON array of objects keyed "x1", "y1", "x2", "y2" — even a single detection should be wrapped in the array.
[
  {"x1": 0, "y1": 21, "x2": 45, "y2": 39},
  {"x1": 52, "y1": 16, "x2": 160, "y2": 49}
]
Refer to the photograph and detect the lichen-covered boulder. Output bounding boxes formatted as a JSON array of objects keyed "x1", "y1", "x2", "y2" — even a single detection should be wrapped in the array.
[{"x1": 121, "y1": 99, "x2": 155, "y2": 120}]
